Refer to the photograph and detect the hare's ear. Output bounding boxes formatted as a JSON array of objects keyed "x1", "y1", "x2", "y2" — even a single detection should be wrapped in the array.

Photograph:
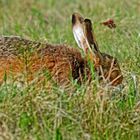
[
  {"x1": 72, "y1": 13, "x2": 91, "y2": 54},
  {"x1": 84, "y1": 19, "x2": 103, "y2": 63},
  {"x1": 84, "y1": 19, "x2": 98, "y2": 52},
  {"x1": 84, "y1": 19, "x2": 94, "y2": 44}
]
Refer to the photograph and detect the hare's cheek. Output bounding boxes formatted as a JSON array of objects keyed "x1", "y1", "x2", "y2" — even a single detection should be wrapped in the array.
[
  {"x1": 115, "y1": 74, "x2": 123, "y2": 85},
  {"x1": 94, "y1": 57, "x2": 101, "y2": 67},
  {"x1": 110, "y1": 70, "x2": 123, "y2": 85}
]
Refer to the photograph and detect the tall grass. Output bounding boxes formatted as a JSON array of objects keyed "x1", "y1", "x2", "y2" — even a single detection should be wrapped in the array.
[{"x1": 0, "y1": 0, "x2": 140, "y2": 139}]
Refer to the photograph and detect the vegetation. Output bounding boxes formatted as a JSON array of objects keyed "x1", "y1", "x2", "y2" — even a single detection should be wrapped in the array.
[{"x1": 0, "y1": 0, "x2": 140, "y2": 139}]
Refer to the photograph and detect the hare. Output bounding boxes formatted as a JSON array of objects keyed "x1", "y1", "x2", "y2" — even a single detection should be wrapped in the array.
[{"x1": 0, "y1": 13, "x2": 123, "y2": 87}]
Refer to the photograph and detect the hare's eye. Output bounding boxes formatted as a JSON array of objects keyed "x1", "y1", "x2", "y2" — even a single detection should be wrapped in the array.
[{"x1": 114, "y1": 59, "x2": 117, "y2": 65}]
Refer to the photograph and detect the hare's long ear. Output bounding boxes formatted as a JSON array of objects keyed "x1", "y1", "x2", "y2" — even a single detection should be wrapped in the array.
[
  {"x1": 84, "y1": 19, "x2": 103, "y2": 63},
  {"x1": 84, "y1": 19, "x2": 99, "y2": 52},
  {"x1": 72, "y1": 13, "x2": 91, "y2": 54}
]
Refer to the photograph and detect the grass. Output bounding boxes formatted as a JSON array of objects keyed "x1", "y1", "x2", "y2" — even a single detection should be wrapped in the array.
[{"x1": 0, "y1": 0, "x2": 140, "y2": 139}]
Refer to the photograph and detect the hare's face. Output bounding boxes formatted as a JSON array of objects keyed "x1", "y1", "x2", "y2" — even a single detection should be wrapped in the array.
[{"x1": 72, "y1": 13, "x2": 123, "y2": 86}]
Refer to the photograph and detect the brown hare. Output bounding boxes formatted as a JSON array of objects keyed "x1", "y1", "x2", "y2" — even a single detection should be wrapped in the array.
[{"x1": 0, "y1": 13, "x2": 123, "y2": 87}]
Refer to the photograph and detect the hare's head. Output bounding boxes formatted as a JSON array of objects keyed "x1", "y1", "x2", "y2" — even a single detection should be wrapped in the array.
[{"x1": 72, "y1": 13, "x2": 123, "y2": 86}]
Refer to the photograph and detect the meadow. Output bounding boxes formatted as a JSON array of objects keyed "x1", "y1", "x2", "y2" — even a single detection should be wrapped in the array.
[{"x1": 0, "y1": 0, "x2": 140, "y2": 139}]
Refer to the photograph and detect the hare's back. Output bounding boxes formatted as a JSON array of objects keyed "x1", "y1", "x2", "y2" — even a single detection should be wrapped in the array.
[
  {"x1": 0, "y1": 36, "x2": 86, "y2": 84},
  {"x1": 0, "y1": 36, "x2": 43, "y2": 57}
]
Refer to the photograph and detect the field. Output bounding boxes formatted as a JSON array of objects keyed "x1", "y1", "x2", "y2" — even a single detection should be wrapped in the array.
[{"x1": 0, "y1": 0, "x2": 140, "y2": 139}]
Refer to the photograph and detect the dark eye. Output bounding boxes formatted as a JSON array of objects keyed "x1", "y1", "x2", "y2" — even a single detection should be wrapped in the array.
[{"x1": 114, "y1": 59, "x2": 117, "y2": 65}]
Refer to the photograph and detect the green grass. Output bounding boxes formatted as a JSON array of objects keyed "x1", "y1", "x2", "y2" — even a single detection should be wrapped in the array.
[{"x1": 0, "y1": 0, "x2": 140, "y2": 140}]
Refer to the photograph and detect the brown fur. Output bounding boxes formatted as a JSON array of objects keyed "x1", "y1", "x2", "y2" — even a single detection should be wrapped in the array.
[
  {"x1": 0, "y1": 13, "x2": 123, "y2": 87},
  {"x1": 0, "y1": 36, "x2": 89, "y2": 86}
]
